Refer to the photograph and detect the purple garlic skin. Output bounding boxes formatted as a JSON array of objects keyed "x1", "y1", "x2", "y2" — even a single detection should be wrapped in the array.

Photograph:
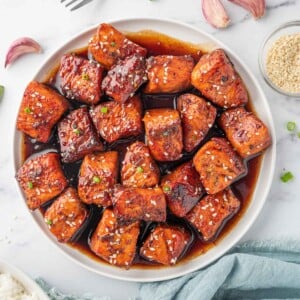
[
  {"x1": 228, "y1": 0, "x2": 266, "y2": 19},
  {"x1": 201, "y1": 0, "x2": 231, "y2": 29},
  {"x1": 5, "y1": 37, "x2": 42, "y2": 68}
]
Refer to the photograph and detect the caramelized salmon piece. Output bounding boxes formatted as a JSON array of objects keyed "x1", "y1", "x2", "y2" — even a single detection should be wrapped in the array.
[
  {"x1": 90, "y1": 95, "x2": 142, "y2": 143},
  {"x1": 186, "y1": 188, "x2": 240, "y2": 241},
  {"x1": 144, "y1": 55, "x2": 194, "y2": 93},
  {"x1": 112, "y1": 185, "x2": 166, "y2": 222},
  {"x1": 143, "y1": 108, "x2": 183, "y2": 161},
  {"x1": 16, "y1": 81, "x2": 69, "y2": 143},
  {"x1": 44, "y1": 187, "x2": 88, "y2": 243},
  {"x1": 102, "y1": 54, "x2": 147, "y2": 103},
  {"x1": 191, "y1": 49, "x2": 248, "y2": 108},
  {"x1": 177, "y1": 93, "x2": 217, "y2": 152},
  {"x1": 121, "y1": 141, "x2": 160, "y2": 188},
  {"x1": 88, "y1": 23, "x2": 147, "y2": 69},
  {"x1": 161, "y1": 161, "x2": 204, "y2": 217},
  {"x1": 16, "y1": 152, "x2": 68, "y2": 210},
  {"x1": 219, "y1": 107, "x2": 271, "y2": 158},
  {"x1": 78, "y1": 151, "x2": 118, "y2": 207},
  {"x1": 193, "y1": 137, "x2": 246, "y2": 194},
  {"x1": 59, "y1": 53, "x2": 104, "y2": 105},
  {"x1": 58, "y1": 107, "x2": 103, "y2": 163},
  {"x1": 89, "y1": 209, "x2": 140, "y2": 268},
  {"x1": 140, "y1": 225, "x2": 190, "y2": 265}
]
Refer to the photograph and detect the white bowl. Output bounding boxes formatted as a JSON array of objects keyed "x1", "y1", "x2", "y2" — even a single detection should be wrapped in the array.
[
  {"x1": 14, "y1": 18, "x2": 276, "y2": 282},
  {"x1": 0, "y1": 260, "x2": 49, "y2": 299}
]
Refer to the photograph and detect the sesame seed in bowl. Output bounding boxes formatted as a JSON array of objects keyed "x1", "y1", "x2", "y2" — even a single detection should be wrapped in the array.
[{"x1": 259, "y1": 20, "x2": 300, "y2": 98}]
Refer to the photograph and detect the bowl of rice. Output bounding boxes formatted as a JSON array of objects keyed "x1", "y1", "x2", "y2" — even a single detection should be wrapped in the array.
[{"x1": 0, "y1": 260, "x2": 49, "y2": 300}]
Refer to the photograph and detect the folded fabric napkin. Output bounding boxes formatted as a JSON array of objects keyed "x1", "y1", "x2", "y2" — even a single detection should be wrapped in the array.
[
  {"x1": 37, "y1": 240, "x2": 300, "y2": 300},
  {"x1": 139, "y1": 240, "x2": 300, "y2": 300}
]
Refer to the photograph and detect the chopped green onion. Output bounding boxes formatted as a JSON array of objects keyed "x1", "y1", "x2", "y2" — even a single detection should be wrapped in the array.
[
  {"x1": 101, "y1": 106, "x2": 108, "y2": 113},
  {"x1": 287, "y1": 121, "x2": 296, "y2": 131},
  {"x1": 27, "y1": 181, "x2": 33, "y2": 189},
  {"x1": 0, "y1": 85, "x2": 4, "y2": 102},
  {"x1": 93, "y1": 176, "x2": 101, "y2": 184},
  {"x1": 110, "y1": 42, "x2": 116, "y2": 47},
  {"x1": 24, "y1": 107, "x2": 31, "y2": 114},
  {"x1": 137, "y1": 166, "x2": 144, "y2": 173},
  {"x1": 46, "y1": 219, "x2": 52, "y2": 225},
  {"x1": 163, "y1": 185, "x2": 171, "y2": 192},
  {"x1": 82, "y1": 73, "x2": 90, "y2": 80},
  {"x1": 280, "y1": 171, "x2": 294, "y2": 183},
  {"x1": 297, "y1": 132, "x2": 300, "y2": 139},
  {"x1": 73, "y1": 128, "x2": 81, "y2": 135}
]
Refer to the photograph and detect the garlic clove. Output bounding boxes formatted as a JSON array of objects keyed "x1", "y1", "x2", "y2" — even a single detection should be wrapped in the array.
[
  {"x1": 5, "y1": 37, "x2": 42, "y2": 68},
  {"x1": 202, "y1": 0, "x2": 231, "y2": 29},
  {"x1": 228, "y1": 0, "x2": 265, "y2": 19}
]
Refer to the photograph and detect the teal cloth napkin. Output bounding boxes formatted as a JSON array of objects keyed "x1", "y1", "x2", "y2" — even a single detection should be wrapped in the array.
[
  {"x1": 37, "y1": 240, "x2": 300, "y2": 300},
  {"x1": 139, "y1": 240, "x2": 300, "y2": 300}
]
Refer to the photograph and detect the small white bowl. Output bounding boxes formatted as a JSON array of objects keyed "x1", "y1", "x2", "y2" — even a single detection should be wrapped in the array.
[{"x1": 0, "y1": 260, "x2": 49, "y2": 299}]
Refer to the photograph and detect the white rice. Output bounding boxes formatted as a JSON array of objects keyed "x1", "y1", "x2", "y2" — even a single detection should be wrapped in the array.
[{"x1": 0, "y1": 273, "x2": 39, "y2": 300}]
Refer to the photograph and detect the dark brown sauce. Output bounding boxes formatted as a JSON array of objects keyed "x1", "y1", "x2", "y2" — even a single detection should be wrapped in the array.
[
  {"x1": 22, "y1": 30, "x2": 263, "y2": 269},
  {"x1": 125, "y1": 30, "x2": 206, "y2": 61}
]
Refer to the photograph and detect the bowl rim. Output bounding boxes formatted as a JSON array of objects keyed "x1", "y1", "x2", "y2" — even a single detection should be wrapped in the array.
[
  {"x1": 13, "y1": 17, "x2": 276, "y2": 282},
  {"x1": 258, "y1": 19, "x2": 300, "y2": 98},
  {"x1": 0, "y1": 260, "x2": 49, "y2": 299}
]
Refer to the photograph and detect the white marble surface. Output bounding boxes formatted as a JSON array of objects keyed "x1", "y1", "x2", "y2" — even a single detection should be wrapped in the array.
[{"x1": 0, "y1": 0, "x2": 300, "y2": 299}]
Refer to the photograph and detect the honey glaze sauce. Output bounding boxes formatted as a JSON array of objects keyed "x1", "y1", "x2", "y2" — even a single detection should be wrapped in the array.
[{"x1": 22, "y1": 30, "x2": 263, "y2": 269}]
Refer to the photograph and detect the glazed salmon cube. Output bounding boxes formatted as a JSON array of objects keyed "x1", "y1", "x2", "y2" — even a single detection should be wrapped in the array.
[
  {"x1": 44, "y1": 187, "x2": 88, "y2": 243},
  {"x1": 16, "y1": 81, "x2": 69, "y2": 143},
  {"x1": 193, "y1": 137, "x2": 246, "y2": 194},
  {"x1": 89, "y1": 208, "x2": 140, "y2": 268},
  {"x1": 58, "y1": 107, "x2": 103, "y2": 163},
  {"x1": 112, "y1": 186, "x2": 166, "y2": 222},
  {"x1": 90, "y1": 95, "x2": 142, "y2": 143},
  {"x1": 191, "y1": 49, "x2": 248, "y2": 108},
  {"x1": 144, "y1": 55, "x2": 194, "y2": 94},
  {"x1": 102, "y1": 54, "x2": 147, "y2": 103},
  {"x1": 219, "y1": 107, "x2": 271, "y2": 158},
  {"x1": 140, "y1": 225, "x2": 190, "y2": 265},
  {"x1": 143, "y1": 108, "x2": 183, "y2": 161},
  {"x1": 177, "y1": 93, "x2": 217, "y2": 152},
  {"x1": 121, "y1": 141, "x2": 160, "y2": 188},
  {"x1": 186, "y1": 188, "x2": 240, "y2": 241},
  {"x1": 16, "y1": 152, "x2": 68, "y2": 210},
  {"x1": 59, "y1": 53, "x2": 104, "y2": 105},
  {"x1": 161, "y1": 161, "x2": 204, "y2": 217},
  {"x1": 78, "y1": 151, "x2": 118, "y2": 207},
  {"x1": 88, "y1": 23, "x2": 147, "y2": 69}
]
